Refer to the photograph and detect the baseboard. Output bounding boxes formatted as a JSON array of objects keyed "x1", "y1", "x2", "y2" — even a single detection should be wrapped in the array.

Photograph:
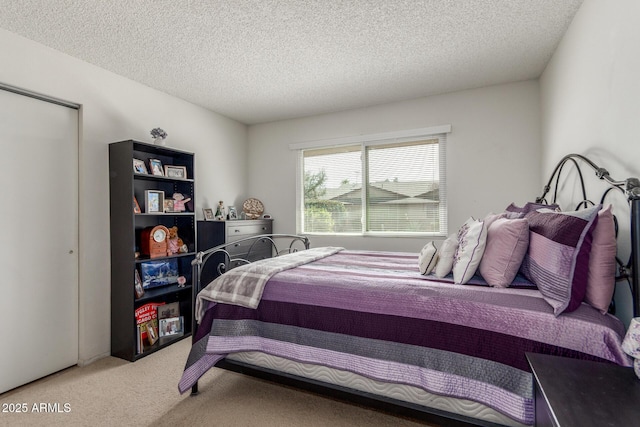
[{"x1": 77, "y1": 351, "x2": 110, "y2": 367}]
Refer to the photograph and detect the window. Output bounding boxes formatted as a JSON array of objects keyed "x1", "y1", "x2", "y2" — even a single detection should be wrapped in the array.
[{"x1": 294, "y1": 126, "x2": 449, "y2": 236}]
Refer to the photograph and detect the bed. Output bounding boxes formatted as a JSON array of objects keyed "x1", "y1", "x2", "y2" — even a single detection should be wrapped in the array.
[{"x1": 179, "y1": 154, "x2": 640, "y2": 427}]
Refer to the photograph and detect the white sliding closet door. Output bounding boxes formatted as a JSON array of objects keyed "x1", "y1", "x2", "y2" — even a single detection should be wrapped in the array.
[{"x1": 0, "y1": 87, "x2": 79, "y2": 394}]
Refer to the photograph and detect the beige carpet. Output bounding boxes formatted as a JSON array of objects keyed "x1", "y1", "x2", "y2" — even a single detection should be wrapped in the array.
[{"x1": 0, "y1": 339, "x2": 435, "y2": 427}]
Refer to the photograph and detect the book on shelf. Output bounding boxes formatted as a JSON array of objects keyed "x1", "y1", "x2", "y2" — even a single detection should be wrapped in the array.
[{"x1": 135, "y1": 302, "x2": 165, "y2": 342}]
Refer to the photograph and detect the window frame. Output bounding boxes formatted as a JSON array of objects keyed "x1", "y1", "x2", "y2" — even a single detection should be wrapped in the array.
[{"x1": 291, "y1": 125, "x2": 451, "y2": 237}]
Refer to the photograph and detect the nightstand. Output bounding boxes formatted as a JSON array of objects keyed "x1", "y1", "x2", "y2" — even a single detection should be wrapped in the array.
[{"x1": 526, "y1": 352, "x2": 640, "y2": 427}]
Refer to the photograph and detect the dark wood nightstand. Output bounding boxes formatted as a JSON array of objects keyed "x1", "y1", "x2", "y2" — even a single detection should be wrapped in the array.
[{"x1": 526, "y1": 352, "x2": 640, "y2": 427}]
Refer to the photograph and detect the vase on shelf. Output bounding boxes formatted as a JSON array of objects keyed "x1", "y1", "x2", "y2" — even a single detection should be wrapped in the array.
[{"x1": 154, "y1": 137, "x2": 166, "y2": 146}]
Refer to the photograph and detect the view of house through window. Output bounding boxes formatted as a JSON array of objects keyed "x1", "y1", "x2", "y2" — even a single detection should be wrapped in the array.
[{"x1": 301, "y1": 135, "x2": 445, "y2": 235}]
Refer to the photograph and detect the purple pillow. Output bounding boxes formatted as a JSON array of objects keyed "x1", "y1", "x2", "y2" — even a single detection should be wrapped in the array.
[
  {"x1": 505, "y1": 202, "x2": 559, "y2": 215},
  {"x1": 585, "y1": 205, "x2": 617, "y2": 314},
  {"x1": 520, "y1": 204, "x2": 600, "y2": 316},
  {"x1": 479, "y1": 218, "x2": 530, "y2": 288}
]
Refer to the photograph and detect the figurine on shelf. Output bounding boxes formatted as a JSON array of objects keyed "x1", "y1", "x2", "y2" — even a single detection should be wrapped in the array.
[
  {"x1": 215, "y1": 200, "x2": 225, "y2": 220},
  {"x1": 167, "y1": 226, "x2": 188, "y2": 255},
  {"x1": 150, "y1": 127, "x2": 167, "y2": 146},
  {"x1": 171, "y1": 192, "x2": 191, "y2": 212},
  {"x1": 177, "y1": 276, "x2": 187, "y2": 288}
]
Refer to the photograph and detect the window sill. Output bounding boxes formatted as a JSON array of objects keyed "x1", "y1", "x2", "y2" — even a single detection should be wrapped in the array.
[{"x1": 301, "y1": 232, "x2": 447, "y2": 239}]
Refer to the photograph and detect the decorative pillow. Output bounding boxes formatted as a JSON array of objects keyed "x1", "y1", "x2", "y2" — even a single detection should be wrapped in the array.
[
  {"x1": 483, "y1": 212, "x2": 504, "y2": 230},
  {"x1": 483, "y1": 211, "x2": 525, "y2": 229},
  {"x1": 585, "y1": 205, "x2": 617, "y2": 314},
  {"x1": 435, "y1": 234, "x2": 459, "y2": 278},
  {"x1": 418, "y1": 241, "x2": 439, "y2": 275},
  {"x1": 479, "y1": 218, "x2": 529, "y2": 287},
  {"x1": 452, "y1": 218, "x2": 487, "y2": 285},
  {"x1": 520, "y1": 204, "x2": 601, "y2": 316},
  {"x1": 505, "y1": 201, "x2": 559, "y2": 215}
]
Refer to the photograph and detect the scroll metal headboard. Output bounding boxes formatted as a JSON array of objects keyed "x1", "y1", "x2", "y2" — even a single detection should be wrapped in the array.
[{"x1": 535, "y1": 154, "x2": 640, "y2": 318}]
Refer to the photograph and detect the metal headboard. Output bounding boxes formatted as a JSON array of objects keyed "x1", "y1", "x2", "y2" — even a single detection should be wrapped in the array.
[
  {"x1": 192, "y1": 233, "x2": 310, "y2": 292},
  {"x1": 535, "y1": 154, "x2": 640, "y2": 317}
]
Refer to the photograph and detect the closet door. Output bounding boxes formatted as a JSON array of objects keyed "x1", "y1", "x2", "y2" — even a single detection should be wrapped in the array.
[{"x1": 0, "y1": 87, "x2": 79, "y2": 393}]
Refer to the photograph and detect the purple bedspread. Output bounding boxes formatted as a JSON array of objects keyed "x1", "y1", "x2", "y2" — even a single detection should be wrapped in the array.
[{"x1": 179, "y1": 250, "x2": 631, "y2": 425}]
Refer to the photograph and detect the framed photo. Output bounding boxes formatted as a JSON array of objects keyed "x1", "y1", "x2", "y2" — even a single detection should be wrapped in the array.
[
  {"x1": 203, "y1": 208, "x2": 215, "y2": 221},
  {"x1": 157, "y1": 302, "x2": 180, "y2": 320},
  {"x1": 146, "y1": 320, "x2": 159, "y2": 345},
  {"x1": 149, "y1": 158, "x2": 164, "y2": 176},
  {"x1": 133, "y1": 196, "x2": 141, "y2": 214},
  {"x1": 145, "y1": 190, "x2": 165, "y2": 213},
  {"x1": 133, "y1": 158, "x2": 148, "y2": 174},
  {"x1": 159, "y1": 316, "x2": 184, "y2": 338},
  {"x1": 164, "y1": 199, "x2": 175, "y2": 213},
  {"x1": 140, "y1": 259, "x2": 179, "y2": 289},
  {"x1": 164, "y1": 165, "x2": 187, "y2": 179},
  {"x1": 134, "y1": 269, "x2": 144, "y2": 299},
  {"x1": 228, "y1": 206, "x2": 238, "y2": 220}
]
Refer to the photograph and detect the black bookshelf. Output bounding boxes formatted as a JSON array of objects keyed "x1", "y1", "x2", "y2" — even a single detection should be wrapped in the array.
[{"x1": 109, "y1": 140, "x2": 196, "y2": 361}]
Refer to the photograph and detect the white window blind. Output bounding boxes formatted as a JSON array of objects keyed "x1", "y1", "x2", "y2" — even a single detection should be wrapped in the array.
[
  {"x1": 365, "y1": 139, "x2": 441, "y2": 233},
  {"x1": 295, "y1": 127, "x2": 448, "y2": 236},
  {"x1": 303, "y1": 145, "x2": 362, "y2": 233}
]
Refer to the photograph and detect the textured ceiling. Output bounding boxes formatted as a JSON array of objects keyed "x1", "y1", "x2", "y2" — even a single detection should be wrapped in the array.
[{"x1": 0, "y1": 0, "x2": 583, "y2": 124}]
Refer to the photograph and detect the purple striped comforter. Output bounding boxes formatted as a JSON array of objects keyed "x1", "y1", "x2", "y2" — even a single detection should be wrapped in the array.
[{"x1": 179, "y1": 250, "x2": 631, "y2": 425}]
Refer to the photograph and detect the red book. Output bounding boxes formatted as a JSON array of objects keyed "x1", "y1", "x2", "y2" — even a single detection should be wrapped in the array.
[{"x1": 135, "y1": 302, "x2": 165, "y2": 340}]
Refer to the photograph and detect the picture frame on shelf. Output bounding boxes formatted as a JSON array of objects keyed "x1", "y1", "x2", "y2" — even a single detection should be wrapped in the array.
[
  {"x1": 134, "y1": 269, "x2": 144, "y2": 299},
  {"x1": 203, "y1": 208, "x2": 215, "y2": 221},
  {"x1": 157, "y1": 302, "x2": 180, "y2": 320},
  {"x1": 140, "y1": 259, "x2": 179, "y2": 289},
  {"x1": 228, "y1": 206, "x2": 238, "y2": 220},
  {"x1": 164, "y1": 165, "x2": 187, "y2": 179},
  {"x1": 149, "y1": 158, "x2": 164, "y2": 176},
  {"x1": 145, "y1": 190, "x2": 164, "y2": 213},
  {"x1": 164, "y1": 199, "x2": 175, "y2": 213},
  {"x1": 133, "y1": 158, "x2": 148, "y2": 174},
  {"x1": 159, "y1": 316, "x2": 184, "y2": 338},
  {"x1": 146, "y1": 320, "x2": 159, "y2": 345},
  {"x1": 133, "y1": 196, "x2": 141, "y2": 214}
]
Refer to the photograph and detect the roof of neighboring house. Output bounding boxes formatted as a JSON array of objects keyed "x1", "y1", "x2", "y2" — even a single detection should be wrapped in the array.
[
  {"x1": 378, "y1": 197, "x2": 440, "y2": 205},
  {"x1": 321, "y1": 181, "x2": 439, "y2": 201}
]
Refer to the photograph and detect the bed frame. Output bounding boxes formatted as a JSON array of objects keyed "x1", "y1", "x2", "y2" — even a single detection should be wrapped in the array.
[{"x1": 189, "y1": 154, "x2": 640, "y2": 426}]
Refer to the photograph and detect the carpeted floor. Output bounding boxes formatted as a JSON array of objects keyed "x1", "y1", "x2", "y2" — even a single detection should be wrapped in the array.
[{"x1": 0, "y1": 338, "x2": 437, "y2": 427}]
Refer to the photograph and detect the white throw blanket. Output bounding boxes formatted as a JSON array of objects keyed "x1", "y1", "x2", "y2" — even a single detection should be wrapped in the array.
[{"x1": 196, "y1": 247, "x2": 343, "y2": 322}]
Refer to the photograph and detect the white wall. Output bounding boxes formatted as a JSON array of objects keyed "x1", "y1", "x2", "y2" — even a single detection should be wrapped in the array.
[
  {"x1": 247, "y1": 80, "x2": 542, "y2": 252},
  {"x1": 540, "y1": 0, "x2": 640, "y2": 325},
  {"x1": 0, "y1": 29, "x2": 247, "y2": 364}
]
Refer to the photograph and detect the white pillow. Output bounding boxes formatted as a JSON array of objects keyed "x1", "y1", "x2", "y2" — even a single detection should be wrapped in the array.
[
  {"x1": 418, "y1": 241, "x2": 439, "y2": 275},
  {"x1": 435, "y1": 234, "x2": 458, "y2": 278},
  {"x1": 452, "y1": 217, "x2": 487, "y2": 284}
]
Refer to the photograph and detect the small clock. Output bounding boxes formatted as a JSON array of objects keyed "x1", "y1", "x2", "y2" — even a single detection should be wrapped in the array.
[
  {"x1": 152, "y1": 227, "x2": 166, "y2": 242},
  {"x1": 141, "y1": 225, "x2": 170, "y2": 258}
]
